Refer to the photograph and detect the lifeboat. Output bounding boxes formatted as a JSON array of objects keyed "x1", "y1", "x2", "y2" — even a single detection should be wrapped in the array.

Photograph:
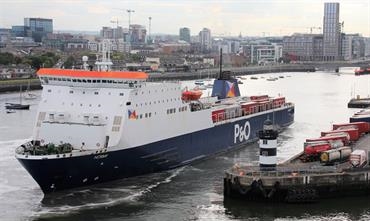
[{"x1": 182, "y1": 88, "x2": 202, "y2": 101}]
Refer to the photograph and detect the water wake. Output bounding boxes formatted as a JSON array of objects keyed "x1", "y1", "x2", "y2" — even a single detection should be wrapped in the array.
[{"x1": 31, "y1": 166, "x2": 186, "y2": 218}]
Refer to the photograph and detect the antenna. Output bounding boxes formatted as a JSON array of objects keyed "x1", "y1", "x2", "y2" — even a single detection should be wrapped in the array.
[
  {"x1": 148, "y1": 16, "x2": 152, "y2": 44},
  {"x1": 219, "y1": 48, "x2": 222, "y2": 79}
]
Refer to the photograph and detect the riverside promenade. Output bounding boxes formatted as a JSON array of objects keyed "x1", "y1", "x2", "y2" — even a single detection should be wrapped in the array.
[{"x1": 0, "y1": 64, "x2": 315, "y2": 93}]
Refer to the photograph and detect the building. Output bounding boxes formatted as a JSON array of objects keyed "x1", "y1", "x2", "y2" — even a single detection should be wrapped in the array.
[
  {"x1": 342, "y1": 34, "x2": 365, "y2": 61},
  {"x1": 24, "y1": 18, "x2": 53, "y2": 42},
  {"x1": 251, "y1": 44, "x2": 282, "y2": 64},
  {"x1": 213, "y1": 38, "x2": 241, "y2": 54},
  {"x1": 100, "y1": 26, "x2": 127, "y2": 40},
  {"x1": 199, "y1": 28, "x2": 212, "y2": 52},
  {"x1": 0, "y1": 28, "x2": 11, "y2": 44},
  {"x1": 160, "y1": 42, "x2": 191, "y2": 54},
  {"x1": 365, "y1": 37, "x2": 370, "y2": 58},
  {"x1": 130, "y1": 24, "x2": 146, "y2": 45},
  {"x1": 11, "y1": 26, "x2": 30, "y2": 37},
  {"x1": 179, "y1": 27, "x2": 191, "y2": 43},
  {"x1": 323, "y1": 2, "x2": 341, "y2": 61},
  {"x1": 283, "y1": 34, "x2": 323, "y2": 61}
]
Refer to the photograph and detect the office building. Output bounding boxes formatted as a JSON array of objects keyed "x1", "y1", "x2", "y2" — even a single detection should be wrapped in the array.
[
  {"x1": 283, "y1": 34, "x2": 323, "y2": 61},
  {"x1": 130, "y1": 24, "x2": 146, "y2": 44},
  {"x1": 323, "y1": 2, "x2": 341, "y2": 61},
  {"x1": 179, "y1": 27, "x2": 191, "y2": 43},
  {"x1": 199, "y1": 28, "x2": 212, "y2": 52},
  {"x1": 24, "y1": 17, "x2": 53, "y2": 42}
]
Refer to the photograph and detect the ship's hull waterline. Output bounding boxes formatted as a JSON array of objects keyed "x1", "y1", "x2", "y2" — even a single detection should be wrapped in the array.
[{"x1": 17, "y1": 107, "x2": 294, "y2": 193}]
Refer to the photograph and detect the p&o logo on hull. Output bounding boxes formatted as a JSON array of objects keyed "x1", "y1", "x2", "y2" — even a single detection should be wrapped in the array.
[{"x1": 234, "y1": 121, "x2": 251, "y2": 143}]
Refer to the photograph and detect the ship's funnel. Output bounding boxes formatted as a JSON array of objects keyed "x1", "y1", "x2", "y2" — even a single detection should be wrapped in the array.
[
  {"x1": 211, "y1": 48, "x2": 241, "y2": 99},
  {"x1": 211, "y1": 75, "x2": 240, "y2": 99}
]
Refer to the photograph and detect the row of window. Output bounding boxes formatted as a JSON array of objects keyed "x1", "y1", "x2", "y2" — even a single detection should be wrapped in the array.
[
  {"x1": 135, "y1": 97, "x2": 181, "y2": 107},
  {"x1": 42, "y1": 76, "x2": 139, "y2": 85},
  {"x1": 137, "y1": 112, "x2": 154, "y2": 119},
  {"x1": 135, "y1": 87, "x2": 180, "y2": 96},
  {"x1": 167, "y1": 106, "x2": 188, "y2": 114}
]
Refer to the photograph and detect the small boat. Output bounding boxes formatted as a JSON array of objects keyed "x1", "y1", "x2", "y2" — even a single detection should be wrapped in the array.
[
  {"x1": 5, "y1": 85, "x2": 30, "y2": 110},
  {"x1": 238, "y1": 80, "x2": 243, "y2": 84},
  {"x1": 250, "y1": 76, "x2": 258, "y2": 80},
  {"x1": 23, "y1": 92, "x2": 37, "y2": 100},
  {"x1": 194, "y1": 80, "x2": 204, "y2": 85},
  {"x1": 279, "y1": 76, "x2": 284, "y2": 78},
  {"x1": 355, "y1": 67, "x2": 370, "y2": 75},
  {"x1": 266, "y1": 77, "x2": 278, "y2": 81},
  {"x1": 23, "y1": 80, "x2": 37, "y2": 100},
  {"x1": 181, "y1": 88, "x2": 202, "y2": 101},
  {"x1": 239, "y1": 76, "x2": 247, "y2": 80},
  {"x1": 5, "y1": 103, "x2": 30, "y2": 110},
  {"x1": 6, "y1": 110, "x2": 16, "y2": 114}
]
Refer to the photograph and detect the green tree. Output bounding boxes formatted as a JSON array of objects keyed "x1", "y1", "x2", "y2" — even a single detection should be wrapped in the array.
[
  {"x1": 63, "y1": 56, "x2": 76, "y2": 69},
  {"x1": 0, "y1": 52, "x2": 15, "y2": 65}
]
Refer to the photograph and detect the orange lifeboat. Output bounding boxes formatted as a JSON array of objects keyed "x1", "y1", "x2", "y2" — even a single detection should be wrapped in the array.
[{"x1": 181, "y1": 88, "x2": 202, "y2": 101}]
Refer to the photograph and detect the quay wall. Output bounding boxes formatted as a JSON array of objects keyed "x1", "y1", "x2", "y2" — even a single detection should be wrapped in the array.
[
  {"x1": 0, "y1": 65, "x2": 314, "y2": 93},
  {"x1": 150, "y1": 64, "x2": 315, "y2": 81}
]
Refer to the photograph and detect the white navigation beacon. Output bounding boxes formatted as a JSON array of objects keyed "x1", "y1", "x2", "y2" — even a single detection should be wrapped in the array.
[{"x1": 258, "y1": 119, "x2": 278, "y2": 169}]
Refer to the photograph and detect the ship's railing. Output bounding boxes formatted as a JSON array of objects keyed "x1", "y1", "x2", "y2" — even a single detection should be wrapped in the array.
[{"x1": 16, "y1": 141, "x2": 75, "y2": 156}]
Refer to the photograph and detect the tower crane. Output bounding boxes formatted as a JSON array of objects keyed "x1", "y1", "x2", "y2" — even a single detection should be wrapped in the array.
[{"x1": 309, "y1": 27, "x2": 321, "y2": 34}]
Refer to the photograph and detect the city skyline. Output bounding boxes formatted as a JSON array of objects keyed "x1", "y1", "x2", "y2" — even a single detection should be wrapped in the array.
[{"x1": 1, "y1": 0, "x2": 369, "y2": 37}]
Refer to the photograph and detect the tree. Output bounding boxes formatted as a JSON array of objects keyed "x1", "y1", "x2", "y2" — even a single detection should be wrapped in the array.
[
  {"x1": 63, "y1": 56, "x2": 76, "y2": 69},
  {"x1": 0, "y1": 52, "x2": 15, "y2": 65}
]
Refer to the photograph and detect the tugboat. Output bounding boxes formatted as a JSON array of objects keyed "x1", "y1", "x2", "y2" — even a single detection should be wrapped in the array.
[{"x1": 15, "y1": 46, "x2": 295, "y2": 193}]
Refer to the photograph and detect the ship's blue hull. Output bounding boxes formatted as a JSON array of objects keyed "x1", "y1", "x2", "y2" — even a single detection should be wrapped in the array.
[{"x1": 17, "y1": 107, "x2": 294, "y2": 193}]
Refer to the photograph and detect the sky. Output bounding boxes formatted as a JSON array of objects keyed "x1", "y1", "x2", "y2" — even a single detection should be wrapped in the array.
[{"x1": 1, "y1": 0, "x2": 369, "y2": 37}]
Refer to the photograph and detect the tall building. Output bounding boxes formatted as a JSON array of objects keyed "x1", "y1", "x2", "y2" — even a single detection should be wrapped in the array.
[
  {"x1": 24, "y1": 17, "x2": 53, "y2": 42},
  {"x1": 130, "y1": 24, "x2": 146, "y2": 44},
  {"x1": 199, "y1": 28, "x2": 212, "y2": 52},
  {"x1": 179, "y1": 27, "x2": 190, "y2": 43},
  {"x1": 323, "y1": 2, "x2": 341, "y2": 61}
]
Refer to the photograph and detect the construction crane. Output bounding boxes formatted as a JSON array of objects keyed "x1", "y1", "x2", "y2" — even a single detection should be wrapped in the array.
[{"x1": 309, "y1": 27, "x2": 321, "y2": 34}]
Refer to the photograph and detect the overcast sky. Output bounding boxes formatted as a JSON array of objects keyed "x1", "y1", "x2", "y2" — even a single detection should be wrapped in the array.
[{"x1": 1, "y1": 0, "x2": 369, "y2": 37}]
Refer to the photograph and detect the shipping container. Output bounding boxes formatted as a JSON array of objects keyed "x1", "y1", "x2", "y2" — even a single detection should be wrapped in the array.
[{"x1": 333, "y1": 122, "x2": 370, "y2": 135}]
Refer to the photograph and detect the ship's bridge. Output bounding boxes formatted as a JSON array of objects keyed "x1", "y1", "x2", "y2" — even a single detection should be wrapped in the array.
[{"x1": 37, "y1": 68, "x2": 148, "y2": 89}]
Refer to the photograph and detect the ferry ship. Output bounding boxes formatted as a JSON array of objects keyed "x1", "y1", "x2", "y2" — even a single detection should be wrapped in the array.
[{"x1": 15, "y1": 47, "x2": 294, "y2": 193}]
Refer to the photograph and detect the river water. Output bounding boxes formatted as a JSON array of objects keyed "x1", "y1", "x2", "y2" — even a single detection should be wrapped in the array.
[{"x1": 1, "y1": 70, "x2": 370, "y2": 221}]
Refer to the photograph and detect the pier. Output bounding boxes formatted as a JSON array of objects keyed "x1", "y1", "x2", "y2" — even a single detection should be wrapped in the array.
[{"x1": 224, "y1": 125, "x2": 370, "y2": 203}]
